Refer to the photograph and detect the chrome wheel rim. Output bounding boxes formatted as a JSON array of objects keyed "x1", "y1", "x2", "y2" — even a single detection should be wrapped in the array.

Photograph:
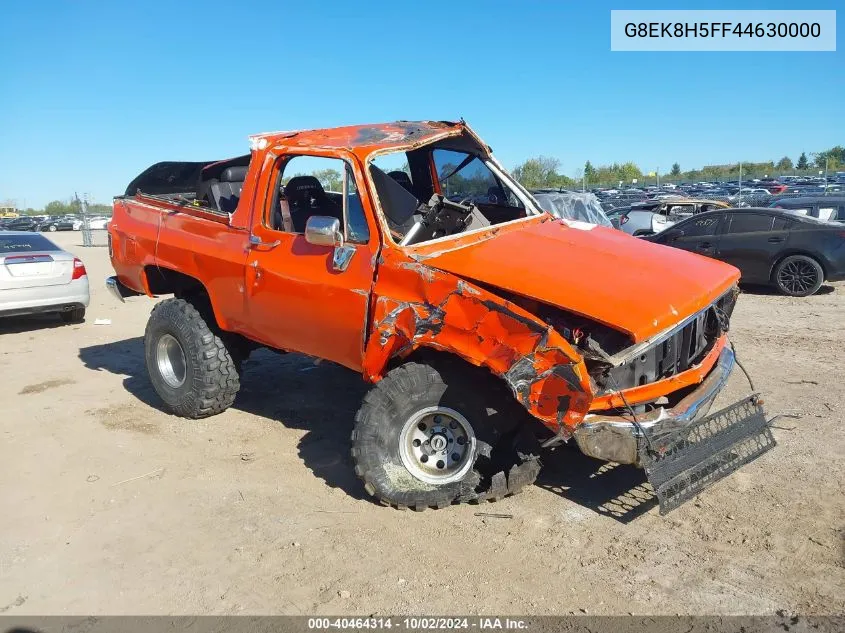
[
  {"x1": 778, "y1": 260, "x2": 818, "y2": 294},
  {"x1": 399, "y1": 407, "x2": 476, "y2": 485},
  {"x1": 156, "y1": 333, "x2": 187, "y2": 388}
]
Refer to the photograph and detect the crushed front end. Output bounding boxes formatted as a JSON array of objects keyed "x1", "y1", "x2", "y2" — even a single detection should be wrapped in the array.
[{"x1": 564, "y1": 287, "x2": 776, "y2": 513}]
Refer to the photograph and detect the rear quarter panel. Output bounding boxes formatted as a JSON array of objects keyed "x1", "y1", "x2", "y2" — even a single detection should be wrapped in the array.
[
  {"x1": 109, "y1": 198, "x2": 162, "y2": 293},
  {"x1": 110, "y1": 198, "x2": 250, "y2": 331},
  {"x1": 785, "y1": 226, "x2": 845, "y2": 280},
  {"x1": 154, "y1": 212, "x2": 250, "y2": 331}
]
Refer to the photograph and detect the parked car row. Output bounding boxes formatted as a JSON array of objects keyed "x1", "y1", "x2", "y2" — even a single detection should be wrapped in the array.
[
  {"x1": 0, "y1": 215, "x2": 110, "y2": 232},
  {"x1": 597, "y1": 178, "x2": 843, "y2": 214}
]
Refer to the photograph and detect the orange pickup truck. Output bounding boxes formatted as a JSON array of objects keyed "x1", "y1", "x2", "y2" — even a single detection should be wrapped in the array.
[{"x1": 107, "y1": 120, "x2": 774, "y2": 512}]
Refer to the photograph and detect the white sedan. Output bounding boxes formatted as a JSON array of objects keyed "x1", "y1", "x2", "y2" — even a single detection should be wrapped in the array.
[
  {"x1": 0, "y1": 232, "x2": 90, "y2": 322},
  {"x1": 86, "y1": 217, "x2": 110, "y2": 230}
]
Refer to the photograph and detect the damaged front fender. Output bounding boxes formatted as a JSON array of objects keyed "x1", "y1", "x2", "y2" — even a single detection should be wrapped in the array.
[{"x1": 362, "y1": 250, "x2": 594, "y2": 433}]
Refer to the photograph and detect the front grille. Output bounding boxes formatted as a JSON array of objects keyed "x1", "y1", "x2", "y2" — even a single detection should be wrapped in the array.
[{"x1": 600, "y1": 288, "x2": 737, "y2": 394}]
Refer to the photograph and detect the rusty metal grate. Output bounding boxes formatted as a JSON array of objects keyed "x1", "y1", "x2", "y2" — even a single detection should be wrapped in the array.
[{"x1": 640, "y1": 395, "x2": 775, "y2": 514}]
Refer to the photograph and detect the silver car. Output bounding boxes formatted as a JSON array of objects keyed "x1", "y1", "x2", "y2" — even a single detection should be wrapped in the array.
[
  {"x1": 617, "y1": 199, "x2": 729, "y2": 236},
  {"x1": 0, "y1": 232, "x2": 90, "y2": 322}
]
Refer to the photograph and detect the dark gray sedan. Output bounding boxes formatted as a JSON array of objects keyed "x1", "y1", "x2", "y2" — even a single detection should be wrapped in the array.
[{"x1": 645, "y1": 208, "x2": 845, "y2": 297}]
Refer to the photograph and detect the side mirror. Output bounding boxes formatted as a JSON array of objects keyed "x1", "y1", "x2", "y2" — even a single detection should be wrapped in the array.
[
  {"x1": 304, "y1": 215, "x2": 356, "y2": 272},
  {"x1": 305, "y1": 216, "x2": 343, "y2": 247},
  {"x1": 662, "y1": 228, "x2": 683, "y2": 242}
]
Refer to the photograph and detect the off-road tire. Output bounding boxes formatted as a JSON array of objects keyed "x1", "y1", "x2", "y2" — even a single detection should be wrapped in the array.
[
  {"x1": 351, "y1": 360, "x2": 541, "y2": 510},
  {"x1": 773, "y1": 254, "x2": 824, "y2": 297},
  {"x1": 178, "y1": 290, "x2": 254, "y2": 370},
  {"x1": 144, "y1": 298, "x2": 240, "y2": 418},
  {"x1": 60, "y1": 307, "x2": 85, "y2": 323}
]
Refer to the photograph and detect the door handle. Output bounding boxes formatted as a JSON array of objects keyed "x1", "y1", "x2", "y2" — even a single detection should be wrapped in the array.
[
  {"x1": 768, "y1": 236, "x2": 784, "y2": 243},
  {"x1": 249, "y1": 235, "x2": 281, "y2": 250}
]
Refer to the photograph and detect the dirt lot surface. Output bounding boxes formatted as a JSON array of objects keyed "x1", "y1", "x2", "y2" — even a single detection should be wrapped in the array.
[{"x1": 1, "y1": 231, "x2": 843, "y2": 616}]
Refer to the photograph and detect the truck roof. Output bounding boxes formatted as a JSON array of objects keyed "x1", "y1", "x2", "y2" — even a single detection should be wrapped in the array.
[{"x1": 248, "y1": 120, "x2": 466, "y2": 155}]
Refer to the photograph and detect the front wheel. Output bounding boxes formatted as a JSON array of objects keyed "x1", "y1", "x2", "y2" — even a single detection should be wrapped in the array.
[
  {"x1": 774, "y1": 255, "x2": 823, "y2": 297},
  {"x1": 351, "y1": 360, "x2": 541, "y2": 510},
  {"x1": 49, "y1": 225, "x2": 57, "y2": 232},
  {"x1": 144, "y1": 298, "x2": 240, "y2": 418}
]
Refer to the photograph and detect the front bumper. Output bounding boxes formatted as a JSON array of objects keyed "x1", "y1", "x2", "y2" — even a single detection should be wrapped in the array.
[{"x1": 574, "y1": 345, "x2": 735, "y2": 465}]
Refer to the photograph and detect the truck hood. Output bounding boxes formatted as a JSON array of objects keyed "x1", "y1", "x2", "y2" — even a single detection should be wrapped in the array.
[{"x1": 420, "y1": 219, "x2": 740, "y2": 343}]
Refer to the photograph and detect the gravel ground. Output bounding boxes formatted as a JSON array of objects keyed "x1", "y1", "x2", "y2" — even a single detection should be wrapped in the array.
[{"x1": 1, "y1": 231, "x2": 843, "y2": 616}]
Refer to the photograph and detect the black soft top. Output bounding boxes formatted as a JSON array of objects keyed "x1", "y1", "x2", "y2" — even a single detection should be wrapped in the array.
[{"x1": 122, "y1": 155, "x2": 250, "y2": 197}]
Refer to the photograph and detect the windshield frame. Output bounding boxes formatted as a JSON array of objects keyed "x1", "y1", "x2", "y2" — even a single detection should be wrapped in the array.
[{"x1": 364, "y1": 143, "x2": 546, "y2": 249}]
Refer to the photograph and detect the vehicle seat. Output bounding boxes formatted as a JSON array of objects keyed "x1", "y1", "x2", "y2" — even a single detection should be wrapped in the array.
[
  {"x1": 206, "y1": 166, "x2": 248, "y2": 213},
  {"x1": 283, "y1": 176, "x2": 341, "y2": 232},
  {"x1": 387, "y1": 171, "x2": 414, "y2": 194},
  {"x1": 196, "y1": 178, "x2": 218, "y2": 206},
  {"x1": 486, "y1": 186, "x2": 506, "y2": 204}
]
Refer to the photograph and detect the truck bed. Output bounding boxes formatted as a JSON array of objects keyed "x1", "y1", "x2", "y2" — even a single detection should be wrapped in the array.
[{"x1": 110, "y1": 191, "x2": 250, "y2": 333}]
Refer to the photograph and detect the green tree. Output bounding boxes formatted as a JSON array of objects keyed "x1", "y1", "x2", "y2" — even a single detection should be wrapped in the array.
[
  {"x1": 44, "y1": 200, "x2": 78, "y2": 215},
  {"x1": 312, "y1": 168, "x2": 342, "y2": 192},
  {"x1": 583, "y1": 160, "x2": 595, "y2": 180},
  {"x1": 587, "y1": 161, "x2": 644, "y2": 186},
  {"x1": 776, "y1": 156, "x2": 793, "y2": 171},
  {"x1": 797, "y1": 152, "x2": 808, "y2": 170},
  {"x1": 670, "y1": 163, "x2": 681, "y2": 177},
  {"x1": 618, "y1": 161, "x2": 642, "y2": 182},
  {"x1": 511, "y1": 156, "x2": 562, "y2": 189},
  {"x1": 88, "y1": 203, "x2": 113, "y2": 215},
  {"x1": 814, "y1": 146, "x2": 843, "y2": 170}
]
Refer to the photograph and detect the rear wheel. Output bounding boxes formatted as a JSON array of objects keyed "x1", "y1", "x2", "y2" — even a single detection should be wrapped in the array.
[
  {"x1": 351, "y1": 360, "x2": 541, "y2": 510},
  {"x1": 774, "y1": 255, "x2": 823, "y2": 297},
  {"x1": 144, "y1": 298, "x2": 240, "y2": 418},
  {"x1": 60, "y1": 307, "x2": 85, "y2": 323}
]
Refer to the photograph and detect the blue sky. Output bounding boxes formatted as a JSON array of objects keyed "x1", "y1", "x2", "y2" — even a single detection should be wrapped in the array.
[{"x1": 0, "y1": 0, "x2": 841, "y2": 208}]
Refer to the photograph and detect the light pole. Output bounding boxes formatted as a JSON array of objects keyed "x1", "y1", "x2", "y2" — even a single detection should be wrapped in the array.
[{"x1": 824, "y1": 157, "x2": 829, "y2": 193}]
